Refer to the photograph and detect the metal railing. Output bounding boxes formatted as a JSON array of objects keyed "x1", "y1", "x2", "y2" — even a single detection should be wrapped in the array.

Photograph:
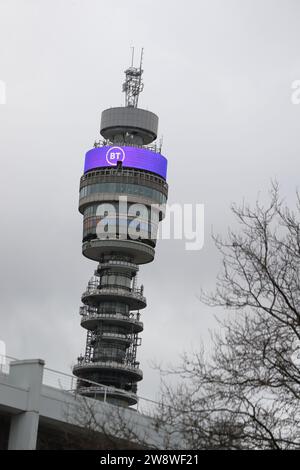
[
  {"x1": 74, "y1": 359, "x2": 143, "y2": 375},
  {"x1": 93, "y1": 139, "x2": 163, "y2": 155},
  {"x1": 0, "y1": 354, "x2": 158, "y2": 414},
  {"x1": 101, "y1": 332, "x2": 131, "y2": 340},
  {"x1": 75, "y1": 385, "x2": 138, "y2": 404},
  {"x1": 82, "y1": 286, "x2": 146, "y2": 304},
  {"x1": 87, "y1": 331, "x2": 132, "y2": 343},
  {"x1": 79, "y1": 305, "x2": 141, "y2": 321},
  {"x1": 80, "y1": 311, "x2": 143, "y2": 331}
]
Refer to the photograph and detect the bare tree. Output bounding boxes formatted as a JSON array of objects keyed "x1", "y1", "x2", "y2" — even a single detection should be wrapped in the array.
[
  {"x1": 62, "y1": 392, "x2": 174, "y2": 450},
  {"x1": 154, "y1": 183, "x2": 300, "y2": 449},
  {"x1": 61, "y1": 184, "x2": 300, "y2": 450}
]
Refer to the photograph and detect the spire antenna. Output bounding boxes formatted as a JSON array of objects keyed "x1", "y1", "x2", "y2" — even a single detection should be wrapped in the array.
[{"x1": 122, "y1": 47, "x2": 144, "y2": 108}]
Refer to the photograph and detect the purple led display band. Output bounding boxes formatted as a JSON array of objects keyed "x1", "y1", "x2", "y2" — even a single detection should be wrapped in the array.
[{"x1": 84, "y1": 146, "x2": 168, "y2": 180}]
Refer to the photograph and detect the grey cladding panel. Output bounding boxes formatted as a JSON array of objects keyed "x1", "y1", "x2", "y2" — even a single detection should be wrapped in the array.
[{"x1": 100, "y1": 107, "x2": 158, "y2": 137}]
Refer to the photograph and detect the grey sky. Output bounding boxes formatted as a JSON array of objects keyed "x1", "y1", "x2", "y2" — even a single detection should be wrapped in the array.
[{"x1": 0, "y1": 0, "x2": 300, "y2": 401}]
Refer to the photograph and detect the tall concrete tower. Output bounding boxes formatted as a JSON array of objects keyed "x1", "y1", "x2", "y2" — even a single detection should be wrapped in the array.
[{"x1": 73, "y1": 51, "x2": 168, "y2": 406}]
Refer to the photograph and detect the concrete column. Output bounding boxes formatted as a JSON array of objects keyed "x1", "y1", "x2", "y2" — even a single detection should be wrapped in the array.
[{"x1": 8, "y1": 359, "x2": 45, "y2": 450}]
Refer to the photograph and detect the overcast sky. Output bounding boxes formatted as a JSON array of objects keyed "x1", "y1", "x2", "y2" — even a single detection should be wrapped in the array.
[{"x1": 0, "y1": 0, "x2": 300, "y2": 402}]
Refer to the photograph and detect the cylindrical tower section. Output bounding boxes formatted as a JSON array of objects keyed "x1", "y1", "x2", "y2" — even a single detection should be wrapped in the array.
[{"x1": 100, "y1": 107, "x2": 158, "y2": 145}]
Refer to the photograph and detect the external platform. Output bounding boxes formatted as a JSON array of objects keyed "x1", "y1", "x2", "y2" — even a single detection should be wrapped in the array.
[
  {"x1": 80, "y1": 311, "x2": 144, "y2": 333},
  {"x1": 82, "y1": 239, "x2": 155, "y2": 265},
  {"x1": 73, "y1": 360, "x2": 143, "y2": 382},
  {"x1": 76, "y1": 385, "x2": 138, "y2": 406},
  {"x1": 81, "y1": 286, "x2": 147, "y2": 310}
]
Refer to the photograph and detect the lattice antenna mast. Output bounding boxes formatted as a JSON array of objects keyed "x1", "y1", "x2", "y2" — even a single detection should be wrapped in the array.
[{"x1": 122, "y1": 47, "x2": 144, "y2": 108}]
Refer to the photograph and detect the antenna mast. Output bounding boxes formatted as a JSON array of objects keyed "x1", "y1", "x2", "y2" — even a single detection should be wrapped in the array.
[{"x1": 122, "y1": 47, "x2": 144, "y2": 108}]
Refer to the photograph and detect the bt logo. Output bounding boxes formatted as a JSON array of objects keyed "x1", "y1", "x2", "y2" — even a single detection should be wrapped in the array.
[{"x1": 106, "y1": 146, "x2": 125, "y2": 166}]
